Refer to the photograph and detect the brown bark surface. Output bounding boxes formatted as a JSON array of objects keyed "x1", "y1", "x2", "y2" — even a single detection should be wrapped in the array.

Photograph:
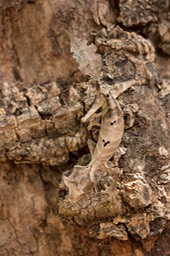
[{"x1": 0, "y1": 1, "x2": 170, "y2": 255}]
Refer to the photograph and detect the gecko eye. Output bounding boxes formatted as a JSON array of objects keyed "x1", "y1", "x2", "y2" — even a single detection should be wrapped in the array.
[{"x1": 106, "y1": 94, "x2": 109, "y2": 98}]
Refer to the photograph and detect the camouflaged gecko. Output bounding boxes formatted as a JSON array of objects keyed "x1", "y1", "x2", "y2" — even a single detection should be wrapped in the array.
[
  {"x1": 81, "y1": 80, "x2": 136, "y2": 182},
  {"x1": 63, "y1": 79, "x2": 136, "y2": 202}
]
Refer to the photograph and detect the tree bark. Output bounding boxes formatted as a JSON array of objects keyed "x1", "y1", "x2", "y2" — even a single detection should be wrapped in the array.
[{"x1": 0, "y1": 0, "x2": 170, "y2": 255}]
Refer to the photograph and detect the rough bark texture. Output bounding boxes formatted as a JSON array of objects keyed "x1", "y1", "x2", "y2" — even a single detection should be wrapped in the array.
[{"x1": 0, "y1": 0, "x2": 170, "y2": 255}]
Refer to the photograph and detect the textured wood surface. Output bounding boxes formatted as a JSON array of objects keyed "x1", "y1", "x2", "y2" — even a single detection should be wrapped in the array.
[{"x1": 0, "y1": 0, "x2": 170, "y2": 255}]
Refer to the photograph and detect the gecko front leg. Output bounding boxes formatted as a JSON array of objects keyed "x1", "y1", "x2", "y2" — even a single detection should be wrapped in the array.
[
  {"x1": 86, "y1": 112, "x2": 102, "y2": 130},
  {"x1": 81, "y1": 93, "x2": 105, "y2": 123}
]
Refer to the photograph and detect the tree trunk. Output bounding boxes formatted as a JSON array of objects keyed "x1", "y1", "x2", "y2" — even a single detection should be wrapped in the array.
[{"x1": 0, "y1": 1, "x2": 170, "y2": 255}]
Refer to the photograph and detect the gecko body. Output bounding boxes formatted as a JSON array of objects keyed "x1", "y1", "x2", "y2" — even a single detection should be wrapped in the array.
[
  {"x1": 81, "y1": 84, "x2": 124, "y2": 182},
  {"x1": 63, "y1": 80, "x2": 136, "y2": 201}
]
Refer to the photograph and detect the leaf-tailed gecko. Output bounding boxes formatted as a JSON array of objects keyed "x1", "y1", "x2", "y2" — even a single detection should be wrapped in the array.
[
  {"x1": 63, "y1": 79, "x2": 136, "y2": 202},
  {"x1": 81, "y1": 80, "x2": 136, "y2": 182}
]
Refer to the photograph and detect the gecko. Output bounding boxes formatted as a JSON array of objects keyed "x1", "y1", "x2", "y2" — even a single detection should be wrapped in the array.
[
  {"x1": 81, "y1": 80, "x2": 136, "y2": 182},
  {"x1": 63, "y1": 79, "x2": 136, "y2": 201}
]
